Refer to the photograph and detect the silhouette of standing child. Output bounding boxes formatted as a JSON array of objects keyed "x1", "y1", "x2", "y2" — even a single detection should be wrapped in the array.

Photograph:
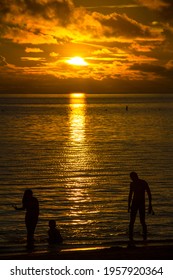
[
  {"x1": 48, "y1": 220, "x2": 63, "y2": 244},
  {"x1": 13, "y1": 189, "x2": 39, "y2": 246}
]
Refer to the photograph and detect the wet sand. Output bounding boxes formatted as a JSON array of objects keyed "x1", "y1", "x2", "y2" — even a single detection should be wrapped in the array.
[{"x1": 1, "y1": 240, "x2": 173, "y2": 260}]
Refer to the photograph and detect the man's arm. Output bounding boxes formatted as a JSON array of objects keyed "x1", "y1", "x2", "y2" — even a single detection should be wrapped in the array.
[
  {"x1": 128, "y1": 185, "x2": 133, "y2": 212},
  {"x1": 146, "y1": 183, "x2": 152, "y2": 213}
]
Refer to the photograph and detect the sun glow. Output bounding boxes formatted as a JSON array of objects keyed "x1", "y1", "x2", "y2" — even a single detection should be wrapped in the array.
[
  {"x1": 66, "y1": 56, "x2": 88, "y2": 66},
  {"x1": 70, "y1": 93, "x2": 86, "y2": 104},
  {"x1": 71, "y1": 93, "x2": 85, "y2": 99}
]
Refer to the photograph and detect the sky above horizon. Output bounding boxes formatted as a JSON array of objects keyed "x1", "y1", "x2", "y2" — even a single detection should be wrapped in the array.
[{"x1": 0, "y1": 0, "x2": 173, "y2": 95}]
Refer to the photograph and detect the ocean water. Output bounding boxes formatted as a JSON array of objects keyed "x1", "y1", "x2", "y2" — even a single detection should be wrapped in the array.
[{"x1": 0, "y1": 93, "x2": 173, "y2": 248}]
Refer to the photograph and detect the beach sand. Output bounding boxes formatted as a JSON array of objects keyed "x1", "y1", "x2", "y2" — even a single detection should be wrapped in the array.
[{"x1": 1, "y1": 240, "x2": 173, "y2": 260}]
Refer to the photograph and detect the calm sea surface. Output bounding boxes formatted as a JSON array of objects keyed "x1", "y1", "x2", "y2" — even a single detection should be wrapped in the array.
[{"x1": 0, "y1": 94, "x2": 173, "y2": 248}]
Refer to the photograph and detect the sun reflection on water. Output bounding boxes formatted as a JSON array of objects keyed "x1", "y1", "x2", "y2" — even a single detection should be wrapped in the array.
[
  {"x1": 69, "y1": 103, "x2": 86, "y2": 143},
  {"x1": 65, "y1": 93, "x2": 93, "y2": 222},
  {"x1": 68, "y1": 93, "x2": 86, "y2": 143}
]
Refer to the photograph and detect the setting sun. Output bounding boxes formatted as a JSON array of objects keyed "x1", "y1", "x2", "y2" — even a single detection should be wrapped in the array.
[
  {"x1": 66, "y1": 56, "x2": 88, "y2": 66},
  {"x1": 71, "y1": 93, "x2": 85, "y2": 98},
  {"x1": 70, "y1": 93, "x2": 86, "y2": 104}
]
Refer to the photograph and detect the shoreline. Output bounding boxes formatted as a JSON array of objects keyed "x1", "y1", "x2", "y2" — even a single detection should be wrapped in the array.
[{"x1": 1, "y1": 240, "x2": 173, "y2": 260}]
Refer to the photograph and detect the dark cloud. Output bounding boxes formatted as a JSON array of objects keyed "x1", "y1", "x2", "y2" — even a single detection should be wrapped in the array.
[
  {"x1": 160, "y1": 1, "x2": 173, "y2": 22},
  {"x1": 92, "y1": 12, "x2": 154, "y2": 39},
  {"x1": 0, "y1": 0, "x2": 74, "y2": 25},
  {"x1": 0, "y1": 0, "x2": 75, "y2": 44},
  {"x1": 25, "y1": 0, "x2": 74, "y2": 22},
  {"x1": 136, "y1": 0, "x2": 173, "y2": 20},
  {"x1": 136, "y1": 0, "x2": 169, "y2": 10},
  {"x1": 136, "y1": 0, "x2": 173, "y2": 43},
  {"x1": 131, "y1": 63, "x2": 164, "y2": 72},
  {"x1": 130, "y1": 61, "x2": 173, "y2": 79}
]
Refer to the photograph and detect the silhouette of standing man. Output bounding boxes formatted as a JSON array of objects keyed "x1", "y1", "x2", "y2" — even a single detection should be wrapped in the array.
[
  {"x1": 128, "y1": 172, "x2": 152, "y2": 242},
  {"x1": 13, "y1": 189, "x2": 39, "y2": 247}
]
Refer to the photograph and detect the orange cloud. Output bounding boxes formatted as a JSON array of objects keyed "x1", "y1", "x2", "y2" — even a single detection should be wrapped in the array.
[
  {"x1": 0, "y1": 0, "x2": 161, "y2": 46},
  {"x1": 92, "y1": 48, "x2": 113, "y2": 56},
  {"x1": 25, "y1": 47, "x2": 44, "y2": 53},
  {"x1": 130, "y1": 42, "x2": 157, "y2": 52},
  {"x1": 136, "y1": 0, "x2": 170, "y2": 11},
  {"x1": 21, "y1": 57, "x2": 46, "y2": 61},
  {"x1": 49, "y1": 52, "x2": 59, "y2": 57},
  {"x1": 0, "y1": 0, "x2": 172, "y2": 89}
]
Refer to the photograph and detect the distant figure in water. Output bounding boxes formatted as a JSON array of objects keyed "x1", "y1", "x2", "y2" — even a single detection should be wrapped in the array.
[
  {"x1": 128, "y1": 172, "x2": 153, "y2": 242},
  {"x1": 126, "y1": 105, "x2": 128, "y2": 111},
  {"x1": 13, "y1": 189, "x2": 39, "y2": 247},
  {"x1": 48, "y1": 220, "x2": 63, "y2": 244}
]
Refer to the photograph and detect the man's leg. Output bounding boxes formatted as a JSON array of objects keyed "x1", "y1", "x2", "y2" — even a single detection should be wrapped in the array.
[
  {"x1": 139, "y1": 206, "x2": 147, "y2": 240},
  {"x1": 129, "y1": 207, "x2": 137, "y2": 241}
]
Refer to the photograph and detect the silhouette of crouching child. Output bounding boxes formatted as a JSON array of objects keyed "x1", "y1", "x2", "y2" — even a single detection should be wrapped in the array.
[{"x1": 48, "y1": 220, "x2": 63, "y2": 245}]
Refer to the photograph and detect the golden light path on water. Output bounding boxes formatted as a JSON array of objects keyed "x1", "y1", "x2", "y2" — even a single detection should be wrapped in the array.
[
  {"x1": 69, "y1": 94, "x2": 86, "y2": 143},
  {"x1": 66, "y1": 93, "x2": 96, "y2": 226}
]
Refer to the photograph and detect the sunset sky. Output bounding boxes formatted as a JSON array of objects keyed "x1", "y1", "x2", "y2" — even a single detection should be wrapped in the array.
[{"x1": 0, "y1": 0, "x2": 173, "y2": 95}]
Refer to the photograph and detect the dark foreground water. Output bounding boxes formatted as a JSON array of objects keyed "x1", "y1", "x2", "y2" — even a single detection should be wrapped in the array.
[{"x1": 0, "y1": 93, "x2": 173, "y2": 249}]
